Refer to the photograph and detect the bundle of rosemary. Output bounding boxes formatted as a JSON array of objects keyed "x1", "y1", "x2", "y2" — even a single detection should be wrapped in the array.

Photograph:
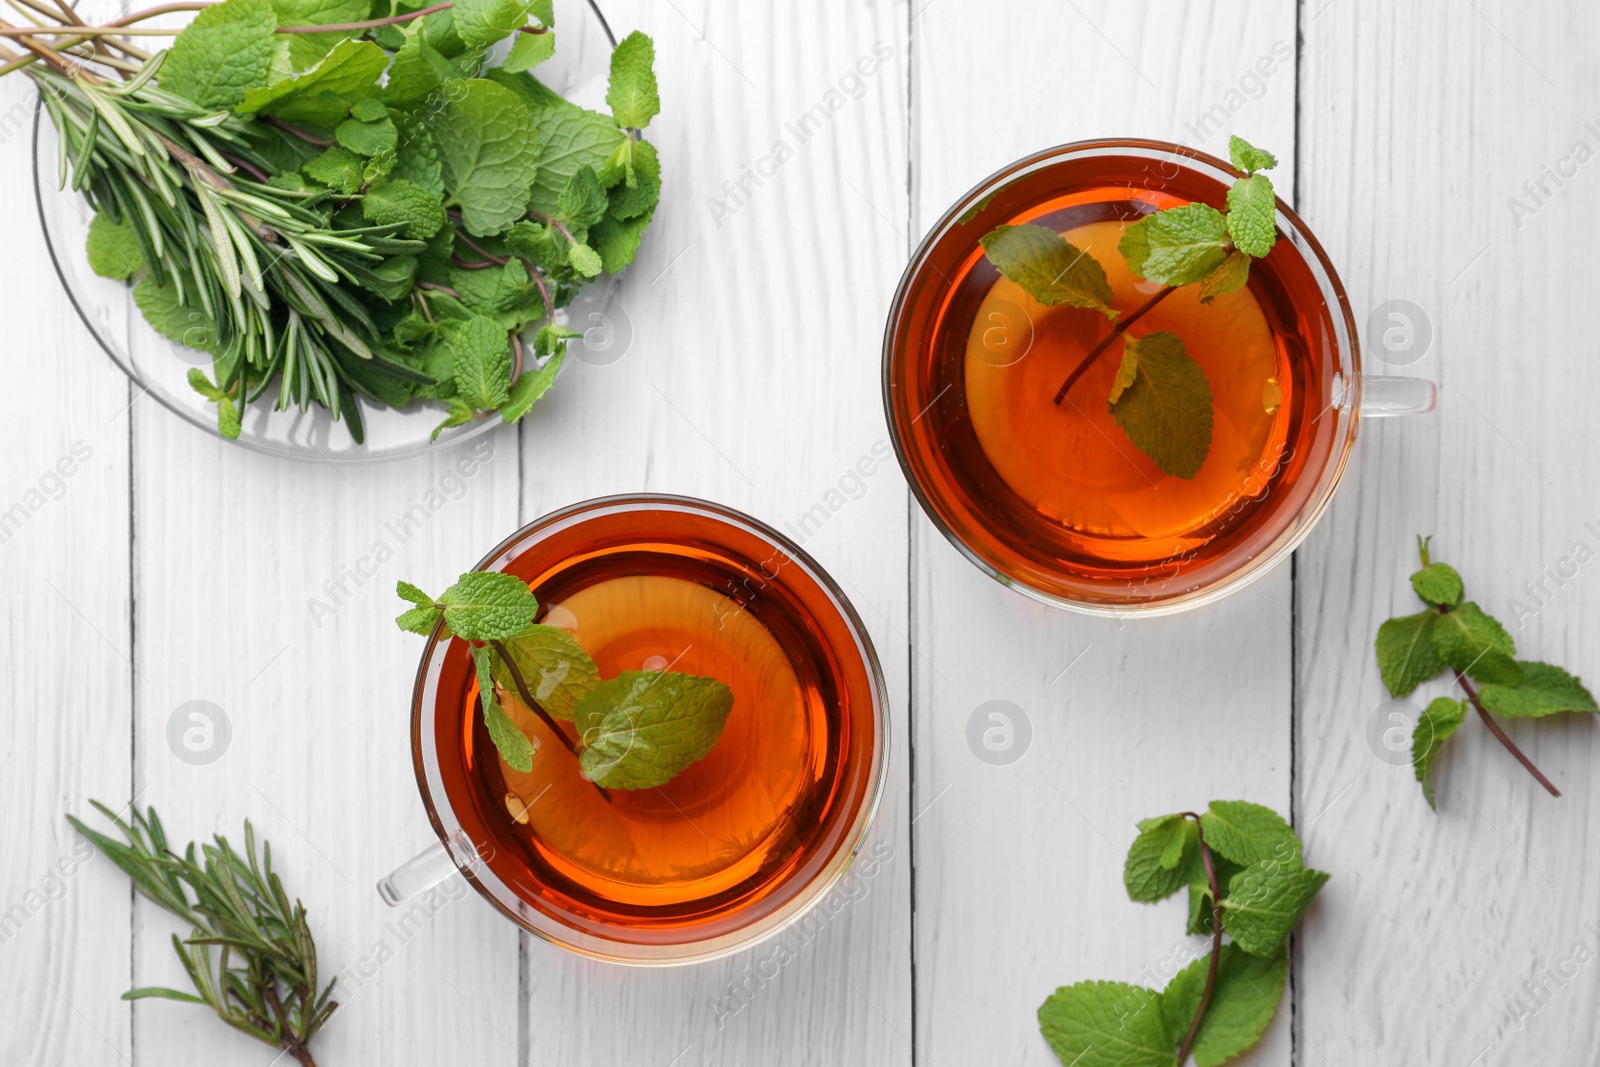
[{"x1": 4, "y1": 0, "x2": 661, "y2": 442}]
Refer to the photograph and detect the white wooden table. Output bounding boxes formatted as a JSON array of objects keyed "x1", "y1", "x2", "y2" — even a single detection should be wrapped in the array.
[{"x1": 4, "y1": 1, "x2": 1598, "y2": 1063}]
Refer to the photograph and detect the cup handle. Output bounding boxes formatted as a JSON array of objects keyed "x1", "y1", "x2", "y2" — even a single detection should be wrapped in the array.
[
  {"x1": 377, "y1": 830, "x2": 480, "y2": 907},
  {"x1": 1360, "y1": 375, "x2": 1436, "y2": 418}
]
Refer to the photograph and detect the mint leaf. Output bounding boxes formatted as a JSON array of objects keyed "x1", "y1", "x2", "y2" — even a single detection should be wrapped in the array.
[
  {"x1": 1478, "y1": 661, "x2": 1598, "y2": 719},
  {"x1": 394, "y1": 580, "x2": 441, "y2": 635},
  {"x1": 362, "y1": 177, "x2": 446, "y2": 239},
  {"x1": 1200, "y1": 800, "x2": 1300, "y2": 868},
  {"x1": 606, "y1": 31, "x2": 659, "y2": 128},
  {"x1": 1432, "y1": 602, "x2": 1522, "y2": 685},
  {"x1": 473, "y1": 645, "x2": 535, "y2": 772},
  {"x1": 1037, "y1": 981, "x2": 1175, "y2": 1067},
  {"x1": 238, "y1": 38, "x2": 388, "y2": 126},
  {"x1": 574, "y1": 671, "x2": 734, "y2": 789},
  {"x1": 522, "y1": 96, "x2": 626, "y2": 216},
  {"x1": 1410, "y1": 563, "x2": 1464, "y2": 607},
  {"x1": 490, "y1": 624, "x2": 599, "y2": 720},
  {"x1": 391, "y1": 112, "x2": 444, "y2": 195},
  {"x1": 979, "y1": 223, "x2": 1116, "y2": 319},
  {"x1": 160, "y1": 0, "x2": 278, "y2": 109},
  {"x1": 607, "y1": 138, "x2": 660, "y2": 219},
  {"x1": 385, "y1": 32, "x2": 458, "y2": 109},
  {"x1": 336, "y1": 112, "x2": 398, "y2": 156},
  {"x1": 135, "y1": 275, "x2": 214, "y2": 352},
  {"x1": 1124, "y1": 814, "x2": 1194, "y2": 902},
  {"x1": 567, "y1": 241, "x2": 603, "y2": 278},
  {"x1": 1228, "y1": 135, "x2": 1278, "y2": 174},
  {"x1": 303, "y1": 145, "x2": 365, "y2": 194},
  {"x1": 1160, "y1": 946, "x2": 1287, "y2": 1067},
  {"x1": 437, "y1": 570, "x2": 539, "y2": 640},
  {"x1": 1197, "y1": 251, "x2": 1249, "y2": 303},
  {"x1": 429, "y1": 78, "x2": 541, "y2": 236},
  {"x1": 452, "y1": 0, "x2": 534, "y2": 50},
  {"x1": 268, "y1": 0, "x2": 368, "y2": 69},
  {"x1": 214, "y1": 397, "x2": 242, "y2": 440},
  {"x1": 1220, "y1": 861, "x2": 1330, "y2": 957},
  {"x1": 501, "y1": 349, "x2": 564, "y2": 422},
  {"x1": 557, "y1": 164, "x2": 609, "y2": 228},
  {"x1": 431, "y1": 397, "x2": 477, "y2": 441},
  {"x1": 1107, "y1": 331, "x2": 1214, "y2": 479},
  {"x1": 1224, "y1": 175, "x2": 1276, "y2": 259},
  {"x1": 503, "y1": 27, "x2": 556, "y2": 71},
  {"x1": 1375, "y1": 610, "x2": 1444, "y2": 696},
  {"x1": 87, "y1": 213, "x2": 144, "y2": 280},
  {"x1": 449, "y1": 316, "x2": 512, "y2": 410},
  {"x1": 1185, "y1": 854, "x2": 1243, "y2": 936},
  {"x1": 590, "y1": 207, "x2": 653, "y2": 273},
  {"x1": 1412, "y1": 697, "x2": 1466, "y2": 810},
  {"x1": 1119, "y1": 204, "x2": 1230, "y2": 286}
]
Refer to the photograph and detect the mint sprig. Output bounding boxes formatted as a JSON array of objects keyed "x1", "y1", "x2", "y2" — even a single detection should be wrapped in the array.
[
  {"x1": 1041, "y1": 801, "x2": 1325, "y2": 1067},
  {"x1": 396, "y1": 572, "x2": 735, "y2": 794},
  {"x1": 979, "y1": 135, "x2": 1282, "y2": 480},
  {"x1": 1374, "y1": 536, "x2": 1596, "y2": 807}
]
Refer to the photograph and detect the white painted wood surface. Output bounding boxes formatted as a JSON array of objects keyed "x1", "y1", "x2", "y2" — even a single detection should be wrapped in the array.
[{"x1": 2, "y1": 2, "x2": 1597, "y2": 1065}]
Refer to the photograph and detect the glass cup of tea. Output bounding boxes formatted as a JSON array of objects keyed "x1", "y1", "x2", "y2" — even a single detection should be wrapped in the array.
[
  {"x1": 883, "y1": 138, "x2": 1435, "y2": 615},
  {"x1": 378, "y1": 495, "x2": 890, "y2": 964}
]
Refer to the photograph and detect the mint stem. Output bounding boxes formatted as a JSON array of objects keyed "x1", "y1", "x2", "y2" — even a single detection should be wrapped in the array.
[
  {"x1": 262, "y1": 115, "x2": 333, "y2": 147},
  {"x1": 488, "y1": 639, "x2": 612, "y2": 803},
  {"x1": 1051, "y1": 285, "x2": 1176, "y2": 405},
  {"x1": 1430, "y1": 604, "x2": 1559, "y2": 796},
  {"x1": 1176, "y1": 812, "x2": 1222, "y2": 1065}
]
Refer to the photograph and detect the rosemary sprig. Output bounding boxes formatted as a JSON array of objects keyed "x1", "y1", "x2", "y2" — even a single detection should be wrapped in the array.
[{"x1": 69, "y1": 802, "x2": 337, "y2": 1067}]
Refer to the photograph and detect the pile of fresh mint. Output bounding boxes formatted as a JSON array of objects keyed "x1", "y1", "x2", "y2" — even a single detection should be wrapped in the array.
[
  {"x1": 979, "y1": 136, "x2": 1281, "y2": 479},
  {"x1": 1375, "y1": 537, "x2": 1596, "y2": 808},
  {"x1": 396, "y1": 571, "x2": 734, "y2": 789},
  {"x1": 1039, "y1": 801, "x2": 1326, "y2": 1067},
  {"x1": 19, "y1": 0, "x2": 661, "y2": 442}
]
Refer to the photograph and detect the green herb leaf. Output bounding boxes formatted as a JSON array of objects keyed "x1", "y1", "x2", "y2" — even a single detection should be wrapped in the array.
[
  {"x1": 1124, "y1": 814, "x2": 1194, "y2": 902},
  {"x1": 589, "y1": 207, "x2": 654, "y2": 273},
  {"x1": 607, "y1": 138, "x2": 661, "y2": 219},
  {"x1": 448, "y1": 316, "x2": 512, "y2": 411},
  {"x1": 134, "y1": 275, "x2": 214, "y2": 353},
  {"x1": 503, "y1": 27, "x2": 556, "y2": 71},
  {"x1": 473, "y1": 645, "x2": 535, "y2": 772},
  {"x1": 1197, "y1": 251, "x2": 1250, "y2": 303},
  {"x1": 1107, "y1": 331, "x2": 1214, "y2": 479},
  {"x1": 385, "y1": 32, "x2": 458, "y2": 109},
  {"x1": 160, "y1": 0, "x2": 279, "y2": 109},
  {"x1": 1228, "y1": 135, "x2": 1278, "y2": 174},
  {"x1": 1220, "y1": 861, "x2": 1330, "y2": 957},
  {"x1": 1410, "y1": 562, "x2": 1464, "y2": 607},
  {"x1": 521, "y1": 94, "x2": 625, "y2": 216},
  {"x1": 501, "y1": 348, "x2": 564, "y2": 422},
  {"x1": 336, "y1": 112, "x2": 398, "y2": 156},
  {"x1": 574, "y1": 671, "x2": 734, "y2": 789},
  {"x1": 268, "y1": 0, "x2": 369, "y2": 69},
  {"x1": 557, "y1": 163, "x2": 609, "y2": 228},
  {"x1": 394, "y1": 580, "x2": 441, "y2": 634},
  {"x1": 1185, "y1": 854, "x2": 1244, "y2": 936},
  {"x1": 436, "y1": 570, "x2": 539, "y2": 640},
  {"x1": 491, "y1": 624, "x2": 599, "y2": 720},
  {"x1": 1118, "y1": 204, "x2": 1230, "y2": 286},
  {"x1": 303, "y1": 144, "x2": 366, "y2": 194},
  {"x1": 1375, "y1": 610, "x2": 1444, "y2": 697},
  {"x1": 1037, "y1": 981, "x2": 1176, "y2": 1067},
  {"x1": 1432, "y1": 602, "x2": 1522, "y2": 685},
  {"x1": 978, "y1": 223, "x2": 1117, "y2": 319},
  {"x1": 1160, "y1": 946, "x2": 1287, "y2": 1067},
  {"x1": 1200, "y1": 800, "x2": 1301, "y2": 868},
  {"x1": 1224, "y1": 175, "x2": 1276, "y2": 259},
  {"x1": 452, "y1": 0, "x2": 534, "y2": 50},
  {"x1": 1477, "y1": 661, "x2": 1599, "y2": 718},
  {"x1": 606, "y1": 31, "x2": 660, "y2": 129},
  {"x1": 86, "y1": 213, "x2": 143, "y2": 280},
  {"x1": 429, "y1": 78, "x2": 541, "y2": 235},
  {"x1": 362, "y1": 177, "x2": 447, "y2": 239},
  {"x1": 1412, "y1": 697, "x2": 1467, "y2": 810},
  {"x1": 238, "y1": 38, "x2": 388, "y2": 126}
]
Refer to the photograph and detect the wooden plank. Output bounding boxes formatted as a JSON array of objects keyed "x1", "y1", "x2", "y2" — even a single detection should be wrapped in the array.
[
  {"x1": 1295, "y1": 2, "x2": 1600, "y2": 1063},
  {"x1": 515, "y1": 1, "x2": 914, "y2": 1064},
  {"x1": 0, "y1": 78, "x2": 136, "y2": 1063},
  {"x1": 910, "y1": 2, "x2": 1300, "y2": 1063}
]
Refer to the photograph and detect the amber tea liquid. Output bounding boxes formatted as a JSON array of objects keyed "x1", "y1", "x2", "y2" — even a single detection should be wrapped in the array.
[
  {"x1": 425, "y1": 501, "x2": 883, "y2": 950},
  {"x1": 887, "y1": 146, "x2": 1348, "y2": 607}
]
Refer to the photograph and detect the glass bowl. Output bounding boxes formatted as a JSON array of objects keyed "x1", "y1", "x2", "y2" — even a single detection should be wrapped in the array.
[{"x1": 33, "y1": 0, "x2": 620, "y2": 462}]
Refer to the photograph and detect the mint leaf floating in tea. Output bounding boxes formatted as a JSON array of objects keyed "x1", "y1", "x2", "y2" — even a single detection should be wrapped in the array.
[
  {"x1": 68, "y1": 803, "x2": 337, "y2": 1067},
  {"x1": 978, "y1": 140, "x2": 1285, "y2": 479},
  {"x1": 396, "y1": 572, "x2": 734, "y2": 794},
  {"x1": 1374, "y1": 536, "x2": 1597, "y2": 807},
  {"x1": 7, "y1": 2, "x2": 664, "y2": 444},
  {"x1": 1040, "y1": 801, "x2": 1325, "y2": 1067},
  {"x1": 1105, "y1": 332, "x2": 1214, "y2": 481},
  {"x1": 575, "y1": 671, "x2": 735, "y2": 789}
]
